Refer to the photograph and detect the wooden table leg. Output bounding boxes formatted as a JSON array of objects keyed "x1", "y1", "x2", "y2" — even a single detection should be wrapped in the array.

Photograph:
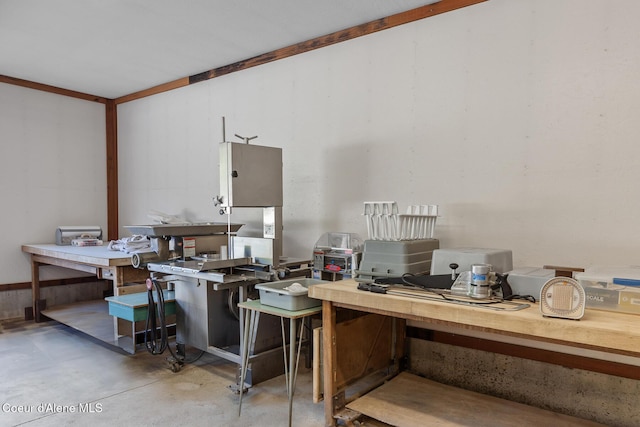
[
  {"x1": 30, "y1": 257, "x2": 45, "y2": 322},
  {"x1": 322, "y1": 300, "x2": 338, "y2": 426}
]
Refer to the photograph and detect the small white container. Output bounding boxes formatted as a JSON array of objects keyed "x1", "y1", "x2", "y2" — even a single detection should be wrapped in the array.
[
  {"x1": 430, "y1": 248, "x2": 513, "y2": 275},
  {"x1": 507, "y1": 267, "x2": 555, "y2": 297}
]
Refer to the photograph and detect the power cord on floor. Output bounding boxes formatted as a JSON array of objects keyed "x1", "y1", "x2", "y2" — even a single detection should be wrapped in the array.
[{"x1": 144, "y1": 278, "x2": 188, "y2": 372}]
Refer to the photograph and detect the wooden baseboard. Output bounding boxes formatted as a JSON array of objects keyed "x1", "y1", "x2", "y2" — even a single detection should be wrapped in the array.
[
  {"x1": 0, "y1": 277, "x2": 108, "y2": 292},
  {"x1": 407, "y1": 326, "x2": 640, "y2": 380}
]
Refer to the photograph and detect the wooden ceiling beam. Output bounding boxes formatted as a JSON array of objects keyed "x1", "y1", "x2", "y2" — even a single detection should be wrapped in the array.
[
  {"x1": 0, "y1": 74, "x2": 108, "y2": 104},
  {"x1": 115, "y1": 0, "x2": 488, "y2": 105}
]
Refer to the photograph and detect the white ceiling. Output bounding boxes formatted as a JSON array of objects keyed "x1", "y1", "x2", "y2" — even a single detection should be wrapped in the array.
[{"x1": 0, "y1": 0, "x2": 437, "y2": 99}]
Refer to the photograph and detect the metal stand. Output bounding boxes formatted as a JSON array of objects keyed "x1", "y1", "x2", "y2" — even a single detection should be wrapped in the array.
[{"x1": 237, "y1": 300, "x2": 321, "y2": 427}]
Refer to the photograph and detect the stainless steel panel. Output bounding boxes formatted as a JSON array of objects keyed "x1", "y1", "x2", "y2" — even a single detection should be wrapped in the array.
[
  {"x1": 124, "y1": 222, "x2": 243, "y2": 237},
  {"x1": 174, "y1": 278, "x2": 241, "y2": 353},
  {"x1": 219, "y1": 142, "x2": 283, "y2": 208},
  {"x1": 146, "y1": 259, "x2": 255, "y2": 282},
  {"x1": 232, "y1": 237, "x2": 275, "y2": 266},
  {"x1": 174, "y1": 278, "x2": 210, "y2": 351},
  {"x1": 173, "y1": 276, "x2": 285, "y2": 386}
]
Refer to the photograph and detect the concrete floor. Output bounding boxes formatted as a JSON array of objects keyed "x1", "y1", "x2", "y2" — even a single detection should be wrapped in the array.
[{"x1": 0, "y1": 318, "x2": 325, "y2": 427}]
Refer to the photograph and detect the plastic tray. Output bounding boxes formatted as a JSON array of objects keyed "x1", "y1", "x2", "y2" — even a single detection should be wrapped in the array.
[{"x1": 255, "y1": 278, "x2": 328, "y2": 311}]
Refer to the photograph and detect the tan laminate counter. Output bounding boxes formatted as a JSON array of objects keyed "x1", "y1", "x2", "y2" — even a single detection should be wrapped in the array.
[
  {"x1": 22, "y1": 243, "x2": 134, "y2": 267},
  {"x1": 308, "y1": 279, "x2": 640, "y2": 358}
]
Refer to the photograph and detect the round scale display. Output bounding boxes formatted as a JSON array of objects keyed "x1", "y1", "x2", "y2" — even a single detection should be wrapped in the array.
[{"x1": 540, "y1": 277, "x2": 585, "y2": 320}]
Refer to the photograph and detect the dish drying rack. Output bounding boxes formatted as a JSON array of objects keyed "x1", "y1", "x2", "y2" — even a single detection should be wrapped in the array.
[{"x1": 363, "y1": 201, "x2": 438, "y2": 241}]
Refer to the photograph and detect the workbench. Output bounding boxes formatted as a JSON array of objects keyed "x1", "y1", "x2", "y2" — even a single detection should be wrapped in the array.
[
  {"x1": 309, "y1": 279, "x2": 639, "y2": 426},
  {"x1": 22, "y1": 244, "x2": 151, "y2": 322}
]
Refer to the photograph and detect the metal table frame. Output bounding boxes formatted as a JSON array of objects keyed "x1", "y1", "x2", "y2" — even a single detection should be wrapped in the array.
[{"x1": 237, "y1": 299, "x2": 321, "y2": 427}]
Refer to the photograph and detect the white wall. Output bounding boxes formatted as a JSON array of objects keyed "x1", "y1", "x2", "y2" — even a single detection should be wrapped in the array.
[
  {"x1": 0, "y1": 83, "x2": 107, "y2": 284},
  {"x1": 117, "y1": 0, "x2": 640, "y2": 270}
]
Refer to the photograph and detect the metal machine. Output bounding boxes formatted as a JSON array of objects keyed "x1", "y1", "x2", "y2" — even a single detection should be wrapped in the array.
[
  {"x1": 128, "y1": 122, "x2": 310, "y2": 387},
  {"x1": 216, "y1": 125, "x2": 283, "y2": 268},
  {"x1": 312, "y1": 232, "x2": 363, "y2": 281}
]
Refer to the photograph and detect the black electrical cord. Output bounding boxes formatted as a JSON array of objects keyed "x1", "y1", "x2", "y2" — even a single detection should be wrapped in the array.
[
  {"x1": 400, "y1": 273, "x2": 463, "y2": 302},
  {"x1": 399, "y1": 272, "x2": 531, "y2": 305},
  {"x1": 144, "y1": 278, "x2": 206, "y2": 367},
  {"x1": 144, "y1": 278, "x2": 170, "y2": 355},
  {"x1": 504, "y1": 294, "x2": 537, "y2": 303},
  {"x1": 400, "y1": 272, "x2": 429, "y2": 288},
  {"x1": 365, "y1": 273, "x2": 537, "y2": 309}
]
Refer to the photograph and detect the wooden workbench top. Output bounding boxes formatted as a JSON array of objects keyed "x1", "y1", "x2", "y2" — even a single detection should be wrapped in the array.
[
  {"x1": 309, "y1": 279, "x2": 640, "y2": 357},
  {"x1": 22, "y1": 243, "x2": 133, "y2": 267}
]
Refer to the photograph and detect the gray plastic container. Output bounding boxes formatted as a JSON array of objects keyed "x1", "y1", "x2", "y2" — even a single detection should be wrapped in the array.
[
  {"x1": 255, "y1": 278, "x2": 328, "y2": 311},
  {"x1": 358, "y1": 239, "x2": 440, "y2": 282}
]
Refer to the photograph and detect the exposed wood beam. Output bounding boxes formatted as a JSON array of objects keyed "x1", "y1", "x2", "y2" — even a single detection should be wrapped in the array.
[
  {"x1": 115, "y1": 0, "x2": 488, "y2": 104},
  {"x1": 0, "y1": 74, "x2": 108, "y2": 103},
  {"x1": 105, "y1": 100, "x2": 119, "y2": 240},
  {"x1": 114, "y1": 77, "x2": 189, "y2": 105},
  {"x1": 190, "y1": 0, "x2": 487, "y2": 83}
]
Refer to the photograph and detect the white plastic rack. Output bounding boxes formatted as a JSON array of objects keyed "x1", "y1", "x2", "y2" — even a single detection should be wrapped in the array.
[{"x1": 363, "y1": 201, "x2": 438, "y2": 241}]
